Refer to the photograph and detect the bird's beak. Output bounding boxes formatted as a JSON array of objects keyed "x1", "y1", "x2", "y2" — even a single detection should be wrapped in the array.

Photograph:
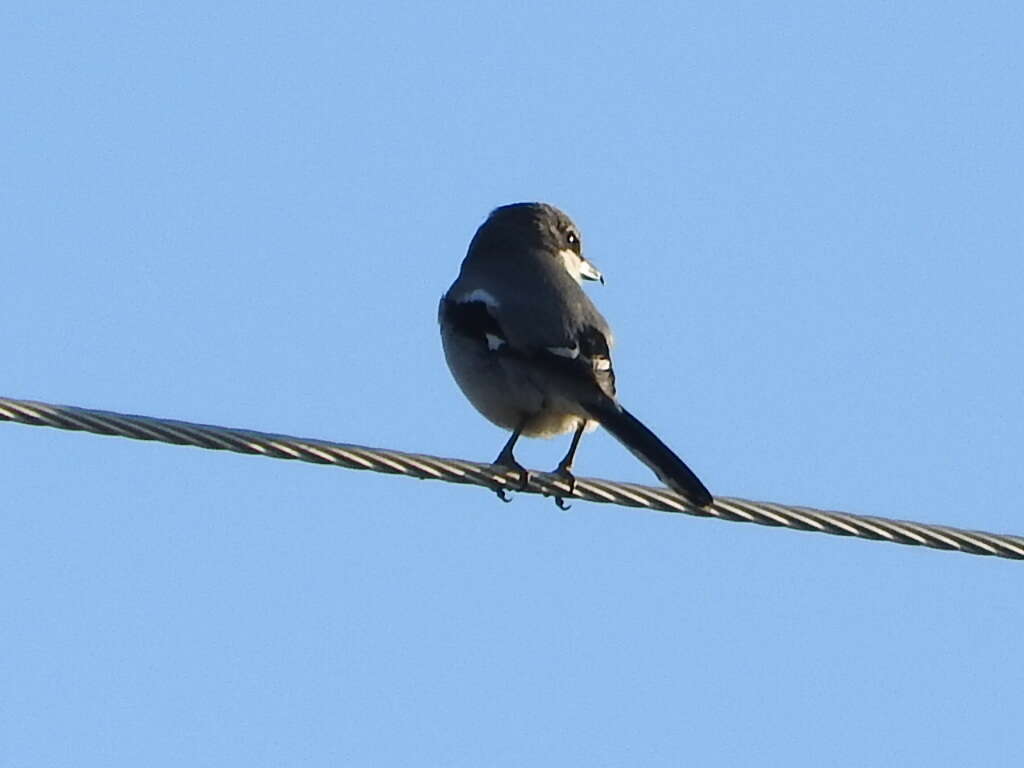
[{"x1": 580, "y1": 258, "x2": 604, "y2": 284}]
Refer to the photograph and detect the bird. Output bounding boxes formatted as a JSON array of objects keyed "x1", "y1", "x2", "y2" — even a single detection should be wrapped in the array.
[{"x1": 438, "y1": 202, "x2": 712, "y2": 508}]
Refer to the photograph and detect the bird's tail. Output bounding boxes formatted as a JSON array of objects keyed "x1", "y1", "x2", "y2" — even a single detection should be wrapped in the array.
[{"x1": 583, "y1": 400, "x2": 713, "y2": 507}]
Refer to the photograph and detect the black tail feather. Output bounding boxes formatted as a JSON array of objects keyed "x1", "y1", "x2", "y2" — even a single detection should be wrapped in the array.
[{"x1": 584, "y1": 401, "x2": 713, "y2": 507}]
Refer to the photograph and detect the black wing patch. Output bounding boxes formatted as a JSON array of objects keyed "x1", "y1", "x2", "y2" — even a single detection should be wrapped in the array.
[
  {"x1": 536, "y1": 324, "x2": 617, "y2": 398},
  {"x1": 442, "y1": 297, "x2": 507, "y2": 350},
  {"x1": 578, "y1": 325, "x2": 610, "y2": 360}
]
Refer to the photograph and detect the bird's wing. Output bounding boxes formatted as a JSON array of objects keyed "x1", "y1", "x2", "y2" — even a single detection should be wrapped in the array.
[{"x1": 440, "y1": 285, "x2": 617, "y2": 403}]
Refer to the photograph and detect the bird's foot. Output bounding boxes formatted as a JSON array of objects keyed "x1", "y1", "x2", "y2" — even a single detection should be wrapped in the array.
[
  {"x1": 491, "y1": 455, "x2": 530, "y2": 500},
  {"x1": 551, "y1": 463, "x2": 577, "y2": 510}
]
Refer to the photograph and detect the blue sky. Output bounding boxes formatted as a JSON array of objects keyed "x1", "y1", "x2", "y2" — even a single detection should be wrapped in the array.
[{"x1": 3, "y1": 2, "x2": 1023, "y2": 765}]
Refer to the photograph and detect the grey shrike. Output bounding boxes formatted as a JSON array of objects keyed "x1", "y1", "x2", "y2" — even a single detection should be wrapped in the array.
[{"x1": 438, "y1": 202, "x2": 712, "y2": 507}]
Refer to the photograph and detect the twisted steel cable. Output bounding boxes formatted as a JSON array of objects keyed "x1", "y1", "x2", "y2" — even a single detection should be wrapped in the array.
[{"x1": 2, "y1": 395, "x2": 1022, "y2": 560}]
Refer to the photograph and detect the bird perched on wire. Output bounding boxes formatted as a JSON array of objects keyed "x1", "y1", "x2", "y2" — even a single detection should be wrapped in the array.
[{"x1": 438, "y1": 202, "x2": 712, "y2": 508}]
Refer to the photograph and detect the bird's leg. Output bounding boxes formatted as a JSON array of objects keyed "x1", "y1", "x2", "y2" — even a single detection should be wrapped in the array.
[
  {"x1": 492, "y1": 417, "x2": 530, "y2": 493},
  {"x1": 552, "y1": 421, "x2": 586, "y2": 509}
]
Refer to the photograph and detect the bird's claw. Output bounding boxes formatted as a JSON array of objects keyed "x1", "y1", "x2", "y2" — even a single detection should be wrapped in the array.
[
  {"x1": 551, "y1": 466, "x2": 577, "y2": 510},
  {"x1": 490, "y1": 460, "x2": 530, "y2": 501}
]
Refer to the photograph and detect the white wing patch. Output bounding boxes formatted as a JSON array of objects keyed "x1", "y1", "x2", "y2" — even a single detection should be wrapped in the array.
[
  {"x1": 546, "y1": 344, "x2": 580, "y2": 359},
  {"x1": 461, "y1": 288, "x2": 501, "y2": 308},
  {"x1": 485, "y1": 333, "x2": 505, "y2": 351},
  {"x1": 546, "y1": 343, "x2": 613, "y2": 372}
]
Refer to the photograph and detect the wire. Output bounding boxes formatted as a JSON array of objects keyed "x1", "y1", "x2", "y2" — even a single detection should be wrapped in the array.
[{"x1": 2, "y1": 395, "x2": 1021, "y2": 560}]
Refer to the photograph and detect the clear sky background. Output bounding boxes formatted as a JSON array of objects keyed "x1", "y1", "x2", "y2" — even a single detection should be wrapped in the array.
[{"x1": 3, "y1": 3, "x2": 1022, "y2": 766}]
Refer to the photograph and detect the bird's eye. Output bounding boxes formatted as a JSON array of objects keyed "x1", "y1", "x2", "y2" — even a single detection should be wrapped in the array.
[{"x1": 566, "y1": 230, "x2": 580, "y2": 251}]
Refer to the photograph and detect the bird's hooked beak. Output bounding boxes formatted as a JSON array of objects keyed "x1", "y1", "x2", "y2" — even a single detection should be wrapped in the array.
[
  {"x1": 579, "y1": 257, "x2": 604, "y2": 284},
  {"x1": 558, "y1": 248, "x2": 605, "y2": 285}
]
